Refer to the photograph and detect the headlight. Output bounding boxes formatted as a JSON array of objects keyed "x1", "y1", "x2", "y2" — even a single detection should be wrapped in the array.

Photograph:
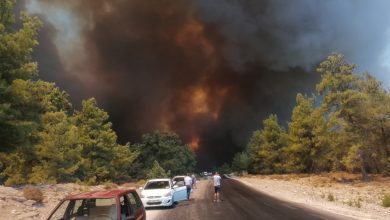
[{"x1": 164, "y1": 192, "x2": 172, "y2": 197}]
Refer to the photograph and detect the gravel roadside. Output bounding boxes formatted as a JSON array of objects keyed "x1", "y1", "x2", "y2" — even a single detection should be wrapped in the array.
[{"x1": 236, "y1": 174, "x2": 390, "y2": 220}]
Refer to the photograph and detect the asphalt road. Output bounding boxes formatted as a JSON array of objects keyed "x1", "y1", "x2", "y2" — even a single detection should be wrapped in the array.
[{"x1": 146, "y1": 178, "x2": 356, "y2": 220}]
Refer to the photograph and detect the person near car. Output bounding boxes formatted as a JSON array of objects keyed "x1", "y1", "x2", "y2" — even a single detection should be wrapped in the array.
[
  {"x1": 184, "y1": 173, "x2": 193, "y2": 200},
  {"x1": 213, "y1": 172, "x2": 222, "y2": 202},
  {"x1": 191, "y1": 174, "x2": 197, "y2": 189}
]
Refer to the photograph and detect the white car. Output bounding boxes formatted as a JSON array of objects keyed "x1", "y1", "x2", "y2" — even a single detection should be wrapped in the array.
[{"x1": 140, "y1": 178, "x2": 187, "y2": 208}]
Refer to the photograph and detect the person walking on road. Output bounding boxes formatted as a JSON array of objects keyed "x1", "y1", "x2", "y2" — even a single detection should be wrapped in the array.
[
  {"x1": 184, "y1": 173, "x2": 193, "y2": 200},
  {"x1": 213, "y1": 172, "x2": 222, "y2": 202}
]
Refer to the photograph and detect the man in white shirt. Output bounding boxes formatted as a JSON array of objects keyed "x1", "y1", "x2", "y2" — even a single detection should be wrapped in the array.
[
  {"x1": 184, "y1": 173, "x2": 193, "y2": 200},
  {"x1": 213, "y1": 172, "x2": 222, "y2": 202}
]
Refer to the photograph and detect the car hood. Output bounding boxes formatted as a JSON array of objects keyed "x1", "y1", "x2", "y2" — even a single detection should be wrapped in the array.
[{"x1": 141, "y1": 188, "x2": 171, "y2": 197}]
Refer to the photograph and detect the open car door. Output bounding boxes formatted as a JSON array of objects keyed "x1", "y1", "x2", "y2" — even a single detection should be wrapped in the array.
[{"x1": 172, "y1": 185, "x2": 187, "y2": 202}]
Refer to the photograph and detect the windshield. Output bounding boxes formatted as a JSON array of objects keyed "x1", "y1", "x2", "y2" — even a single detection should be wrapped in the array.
[
  {"x1": 144, "y1": 181, "x2": 170, "y2": 189},
  {"x1": 173, "y1": 177, "x2": 184, "y2": 182},
  {"x1": 48, "y1": 198, "x2": 116, "y2": 220}
]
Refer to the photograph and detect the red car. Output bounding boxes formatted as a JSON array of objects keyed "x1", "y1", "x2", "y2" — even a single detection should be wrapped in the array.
[{"x1": 46, "y1": 189, "x2": 146, "y2": 220}]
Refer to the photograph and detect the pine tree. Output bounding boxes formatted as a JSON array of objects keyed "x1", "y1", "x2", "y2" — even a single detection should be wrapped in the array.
[
  {"x1": 72, "y1": 98, "x2": 119, "y2": 184},
  {"x1": 246, "y1": 115, "x2": 287, "y2": 174},
  {"x1": 29, "y1": 111, "x2": 81, "y2": 183},
  {"x1": 135, "y1": 131, "x2": 196, "y2": 178},
  {"x1": 146, "y1": 160, "x2": 168, "y2": 179}
]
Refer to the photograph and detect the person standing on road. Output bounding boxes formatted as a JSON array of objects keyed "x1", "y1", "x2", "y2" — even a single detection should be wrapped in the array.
[
  {"x1": 213, "y1": 172, "x2": 222, "y2": 202},
  {"x1": 184, "y1": 173, "x2": 193, "y2": 200},
  {"x1": 191, "y1": 174, "x2": 197, "y2": 189}
]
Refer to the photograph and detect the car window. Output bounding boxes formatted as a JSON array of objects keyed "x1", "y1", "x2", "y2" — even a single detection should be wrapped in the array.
[
  {"x1": 173, "y1": 180, "x2": 185, "y2": 187},
  {"x1": 120, "y1": 195, "x2": 133, "y2": 218},
  {"x1": 48, "y1": 200, "x2": 71, "y2": 220},
  {"x1": 127, "y1": 192, "x2": 142, "y2": 210},
  {"x1": 48, "y1": 198, "x2": 116, "y2": 220},
  {"x1": 144, "y1": 181, "x2": 170, "y2": 189}
]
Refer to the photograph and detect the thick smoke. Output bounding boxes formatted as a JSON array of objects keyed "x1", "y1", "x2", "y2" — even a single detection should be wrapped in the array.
[{"x1": 23, "y1": 0, "x2": 390, "y2": 169}]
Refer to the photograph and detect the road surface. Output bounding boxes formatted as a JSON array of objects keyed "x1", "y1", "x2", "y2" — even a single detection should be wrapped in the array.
[{"x1": 145, "y1": 178, "x2": 356, "y2": 220}]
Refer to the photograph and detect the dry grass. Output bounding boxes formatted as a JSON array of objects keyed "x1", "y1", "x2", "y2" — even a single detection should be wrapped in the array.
[{"x1": 23, "y1": 186, "x2": 43, "y2": 202}]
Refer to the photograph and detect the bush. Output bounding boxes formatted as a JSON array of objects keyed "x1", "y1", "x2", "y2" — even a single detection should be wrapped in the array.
[
  {"x1": 382, "y1": 194, "x2": 390, "y2": 207},
  {"x1": 327, "y1": 193, "x2": 335, "y2": 202},
  {"x1": 23, "y1": 186, "x2": 43, "y2": 202},
  {"x1": 347, "y1": 198, "x2": 362, "y2": 208}
]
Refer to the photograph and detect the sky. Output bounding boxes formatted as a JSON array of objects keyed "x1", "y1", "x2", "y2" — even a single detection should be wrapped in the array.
[{"x1": 21, "y1": 0, "x2": 390, "y2": 169}]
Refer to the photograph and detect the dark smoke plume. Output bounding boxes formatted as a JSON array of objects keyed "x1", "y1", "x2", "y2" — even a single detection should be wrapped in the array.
[{"x1": 22, "y1": 0, "x2": 390, "y2": 169}]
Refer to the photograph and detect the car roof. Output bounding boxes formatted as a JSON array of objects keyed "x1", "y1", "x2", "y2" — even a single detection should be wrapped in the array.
[
  {"x1": 65, "y1": 189, "x2": 136, "y2": 200},
  {"x1": 172, "y1": 176, "x2": 185, "y2": 178},
  {"x1": 147, "y1": 178, "x2": 171, "y2": 182}
]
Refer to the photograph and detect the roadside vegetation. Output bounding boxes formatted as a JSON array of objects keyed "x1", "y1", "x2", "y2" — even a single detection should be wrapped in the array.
[
  {"x1": 383, "y1": 194, "x2": 390, "y2": 208},
  {"x1": 0, "y1": 1, "x2": 195, "y2": 186},
  {"x1": 231, "y1": 54, "x2": 390, "y2": 181}
]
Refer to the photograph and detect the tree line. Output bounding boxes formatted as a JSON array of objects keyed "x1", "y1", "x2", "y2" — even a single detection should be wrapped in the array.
[
  {"x1": 232, "y1": 54, "x2": 390, "y2": 180},
  {"x1": 0, "y1": 1, "x2": 195, "y2": 186}
]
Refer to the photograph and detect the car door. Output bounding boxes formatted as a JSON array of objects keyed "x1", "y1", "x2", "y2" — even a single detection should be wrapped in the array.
[
  {"x1": 172, "y1": 185, "x2": 187, "y2": 202},
  {"x1": 127, "y1": 192, "x2": 145, "y2": 220}
]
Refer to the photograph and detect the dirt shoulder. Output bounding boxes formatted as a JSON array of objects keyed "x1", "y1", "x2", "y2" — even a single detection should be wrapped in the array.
[
  {"x1": 0, "y1": 182, "x2": 140, "y2": 220},
  {"x1": 236, "y1": 173, "x2": 390, "y2": 220}
]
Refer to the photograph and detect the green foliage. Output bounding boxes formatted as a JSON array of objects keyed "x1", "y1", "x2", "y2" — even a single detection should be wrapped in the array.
[
  {"x1": 217, "y1": 163, "x2": 232, "y2": 175},
  {"x1": 134, "y1": 131, "x2": 196, "y2": 178},
  {"x1": 246, "y1": 130, "x2": 263, "y2": 173},
  {"x1": 285, "y1": 94, "x2": 316, "y2": 172},
  {"x1": 285, "y1": 94, "x2": 332, "y2": 173},
  {"x1": 110, "y1": 143, "x2": 139, "y2": 182},
  {"x1": 72, "y1": 98, "x2": 138, "y2": 184},
  {"x1": 382, "y1": 194, "x2": 390, "y2": 208},
  {"x1": 246, "y1": 115, "x2": 287, "y2": 174},
  {"x1": 146, "y1": 160, "x2": 168, "y2": 179},
  {"x1": 231, "y1": 152, "x2": 249, "y2": 172},
  {"x1": 0, "y1": 2, "x2": 177, "y2": 185},
  {"x1": 0, "y1": 0, "x2": 15, "y2": 29},
  {"x1": 0, "y1": 1, "x2": 42, "y2": 184},
  {"x1": 239, "y1": 53, "x2": 390, "y2": 178},
  {"x1": 29, "y1": 111, "x2": 81, "y2": 184}
]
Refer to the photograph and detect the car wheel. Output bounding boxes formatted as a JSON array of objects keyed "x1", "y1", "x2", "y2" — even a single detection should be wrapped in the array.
[{"x1": 168, "y1": 202, "x2": 176, "y2": 209}]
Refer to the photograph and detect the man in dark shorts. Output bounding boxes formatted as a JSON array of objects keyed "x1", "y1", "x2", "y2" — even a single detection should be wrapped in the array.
[{"x1": 213, "y1": 172, "x2": 222, "y2": 202}]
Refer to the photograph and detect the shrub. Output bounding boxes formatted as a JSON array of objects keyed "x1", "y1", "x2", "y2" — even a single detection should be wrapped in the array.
[
  {"x1": 347, "y1": 198, "x2": 362, "y2": 208},
  {"x1": 327, "y1": 193, "x2": 335, "y2": 202},
  {"x1": 382, "y1": 194, "x2": 390, "y2": 208},
  {"x1": 23, "y1": 186, "x2": 43, "y2": 202}
]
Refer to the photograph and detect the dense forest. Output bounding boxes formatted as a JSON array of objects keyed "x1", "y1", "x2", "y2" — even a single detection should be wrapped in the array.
[
  {"x1": 232, "y1": 54, "x2": 390, "y2": 180},
  {"x1": 1, "y1": 1, "x2": 389, "y2": 186},
  {"x1": 0, "y1": 1, "x2": 195, "y2": 185}
]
